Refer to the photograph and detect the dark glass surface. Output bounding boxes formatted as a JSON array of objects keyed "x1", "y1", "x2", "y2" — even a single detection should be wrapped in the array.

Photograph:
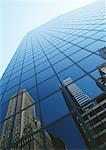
[
  {"x1": 58, "y1": 64, "x2": 85, "y2": 82},
  {"x1": 75, "y1": 75, "x2": 103, "y2": 99},
  {"x1": 53, "y1": 58, "x2": 73, "y2": 73},
  {"x1": 78, "y1": 54, "x2": 105, "y2": 72},
  {"x1": 38, "y1": 76, "x2": 60, "y2": 99},
  {"x1": 37, "y1": 67, "x2": 55, "y2": 83},
  {"x1": 41, "y1": 91, "x2": 69, "y2": 125}
]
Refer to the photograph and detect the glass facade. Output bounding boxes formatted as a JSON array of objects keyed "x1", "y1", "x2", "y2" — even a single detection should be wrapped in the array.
[{"x1": 0, "y1": 1, "x2": 106, "y2": 149}]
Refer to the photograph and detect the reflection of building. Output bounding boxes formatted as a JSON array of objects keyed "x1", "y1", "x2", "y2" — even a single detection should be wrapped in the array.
[
  {"x1": 81, "y1": 93, "x2": 106, "y2": 149},
  {"x1": 63, "y1": 77, "x2": 91, "y2": 106},
  {"x1": 0, "y1": 90, "x2": 55, "y2": 150},
  {"x1": 62, "y1": 78, "x2": 106, "y2": 149},
  {"x1": 99, "y1": 46, "x2": 106, "y2": 59},
  {"x1": 96, "y1": 63, "x2": 106, "y2": 91}
]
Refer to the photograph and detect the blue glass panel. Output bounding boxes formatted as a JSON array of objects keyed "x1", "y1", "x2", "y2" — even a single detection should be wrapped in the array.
[
  {"x1": 86, "y1": 40, "x2": 106, "y2": 52},
  {"x1": 28, "y1": 86, "x2": 38, "y2": 102},
  {"x1": 0, "y1": 85, "x2": 6, "y2": 94},
  {"x1": 72, "y1": 37, "x2": 86, "y2": 44},
  {"x1": 12, "y1": 65, "x2": 22, "y2": 73},
  {"x1": 20, "y1": 76, "x2": 36, "y2": 90},
  {"x1": 22, "y1": 63, "x2": 34, "y2": 73},
  {"x1": 44, "y1": 47, "x2": 57, "y2": 55},
  {"x1": 1, "y1": 77, "x2": 9, "y2": 86},
  {"x1": 59, "y1": 43, "x2": 73, "y2": 51},
  {"x1": 58, "y1": 65, "x2": 85, "y2": 82},
  {"x1": 21, "y1": 68, "x2": 35, "y2": 82},
  {"x1": 101, "y1": 36, "x2": 106, "y2": 42},
  {"x1": 36, "y1": 61, "x2": 50, "y2": 73},
  {"x1": 6, "y1": 76, "x2": 21, "y2": 90},
  {"x1": 49, "y1": 53, "x2": 66, "y2": 65},
  {"x1": 90, "y1": 69, "x2": 101, "y2": 79},
  {"x1": 84, "y1": 30, "x2": 97, "y2": 37},
  {"x1": 78, "y1": 54, "x2": 105, "y2": 72},
  {"x1": 77, "y1": 38, "x2": 95, "y2": 47},
  {"x1": 38, "y1": 76, "x2": 60, "y2": 99},
  {"x1": 23, "y1": 59, "x2": 33, "y2": 67},
  {"x1": 35, "y1": 57, "x2": 47, "y2": 66},
  {"x1": 64, "y1": 46, "x2": 81, "y2": 56},
  {"x1": 75, "y1": 75, "x2": 103, "y2": 99},
  {"x1": 70, "y1": 49, "x2": 91, "y2": 62},
  {"x1": 47, "y1": 114, "x2": 87, "y2": 149},
  {"x1": 90, "y1": 31, "x2": 104, "y2": 39},
  {"x1": 53, "y1": 58, "x2": 73, "y2": 73},
  {"x1": 0, "y1": 102, "x2": 9, "y2": 122},
  {"x1": 1, "y1": 85, "x2": 19, "y2": 103},
  {"x1": 34, "y1": 103, "x2": 40, "y2": 119},
  {"x1": 41, "y1": 91, "x2": 69, "y2": 125},
  {"x1": 47, "y1": 50, "x2": 60, "y2": 59},
  {"x1": 34, "y1": 52, "x2": 45, "y2": 61},
  {"x1": 37, "y1": 67, "x2": 55, "y2": 84},
  {"x1": 10, "y1": 69, "x2": 22, "y2": 80}
]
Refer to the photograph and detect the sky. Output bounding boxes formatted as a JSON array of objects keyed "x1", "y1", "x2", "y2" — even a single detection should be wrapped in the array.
[{"x1": 0, "y1": 0, "x2": 98, "y2": 78}]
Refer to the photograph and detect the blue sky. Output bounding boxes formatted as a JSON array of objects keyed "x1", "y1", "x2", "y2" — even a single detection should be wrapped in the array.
[{"x1": 0, "y1": 0, "x2": 98, "y2": 78}]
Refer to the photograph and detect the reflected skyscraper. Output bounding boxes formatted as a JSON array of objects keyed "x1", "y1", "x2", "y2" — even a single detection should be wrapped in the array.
[
  {"x1": 0, "y1": 90, "x2": 55, "y2": 150},
  {"x1": 62, "y1": 77, "x2": 106, "y2": 148}
]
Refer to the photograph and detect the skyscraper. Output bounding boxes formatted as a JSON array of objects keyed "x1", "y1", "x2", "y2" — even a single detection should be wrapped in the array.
[
  {"x1": 0, "y1": 0, "x2": 106, "y2": 149},
  {"x1": 62, "y1": 77, "x2": 106, "y2": 148},
  {"x1": 0, "y1": 90, "x2": 55, "y2": 149}
]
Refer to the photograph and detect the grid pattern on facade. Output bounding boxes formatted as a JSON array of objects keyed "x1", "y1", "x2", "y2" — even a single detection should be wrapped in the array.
[{"x1": 0, "y1": 1, "x2": 106, "y2": 148}]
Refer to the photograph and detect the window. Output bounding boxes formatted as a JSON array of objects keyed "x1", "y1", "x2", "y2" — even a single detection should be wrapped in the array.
[
  {"x1": 35, "y1": 57, "x2": 47, "y2": 66},
  {"x1": 86, "y1": 40, "x2": 106, "y2": 52},
  {"x1": 78, "y1": 54, "x2": 105, "y2": 72},
  {"x1": 21, "y1": 68, "x2": 35, "y2": 82},
  {"x1": 7, "y1": 76, "x2": 21, "y2": 90},
  {"x1": 41, "y1": 91, "x2": 69, "y2": 125},
  {"x1": 49, "y1": 53, "x2": 65, "y2": 65},
  {"x1": 75, "y1": 75, "x2": 103, "y2": 99},
  {"x1": 58, "y1": 64, "x2": 85, "y2": 82},
  {"x1": 70, "y1": 49, "x2": 91, "y2": 62},
  {"x1": 53, "y1": 58, "x2": 73, "y2": 73},
  {"x1": 37, "y1": 67, "x2": 55, "y2": 84},
  {"x1": 36, "y1": 61, "x2": 50, "y2": 73},
  {"x1": 20, "y1": 76, "x2": 36, "y2": 90},
  {"x1": 38, "y1": 76, "x2": 60, "y2": 99},
  {"x1": 77, "y1": 38, "x2": 95, "y2": 48},
  {"x1": 64, "y1": 46, "x2": 81, "y2": 56},
  {"x1": 22, "y1": 63, "x2": 34, "y2": 73},
  {"x1": 28, "y1": 86, "x2": 38, "y2": 102}
]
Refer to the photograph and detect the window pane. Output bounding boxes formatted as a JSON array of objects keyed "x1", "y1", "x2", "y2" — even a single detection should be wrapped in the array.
[
  {"x1": 78, "y1": 54, "x2": 105, "y2": 72},
  {"x1": 38, "y1": 76, "x2": 60, "y2": 99},
  {"x1": 41, "y1": 91, "x2": 69, "y2": 125},
  {"x1": 53, "y1": 58, "x2": 73, "y2": 73},
  {"x1": 70, "y1": 49, "x2": 91, "y2": 62},
  {"x1": 37, "y1": 67, "x2": 55, "y2": 84},
  {"x1": 58, "y1": 65, "x2": 85, "y2": 82},
  {"x1": 75, "y1": 75, "x2": 103, "y2": 99}
]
